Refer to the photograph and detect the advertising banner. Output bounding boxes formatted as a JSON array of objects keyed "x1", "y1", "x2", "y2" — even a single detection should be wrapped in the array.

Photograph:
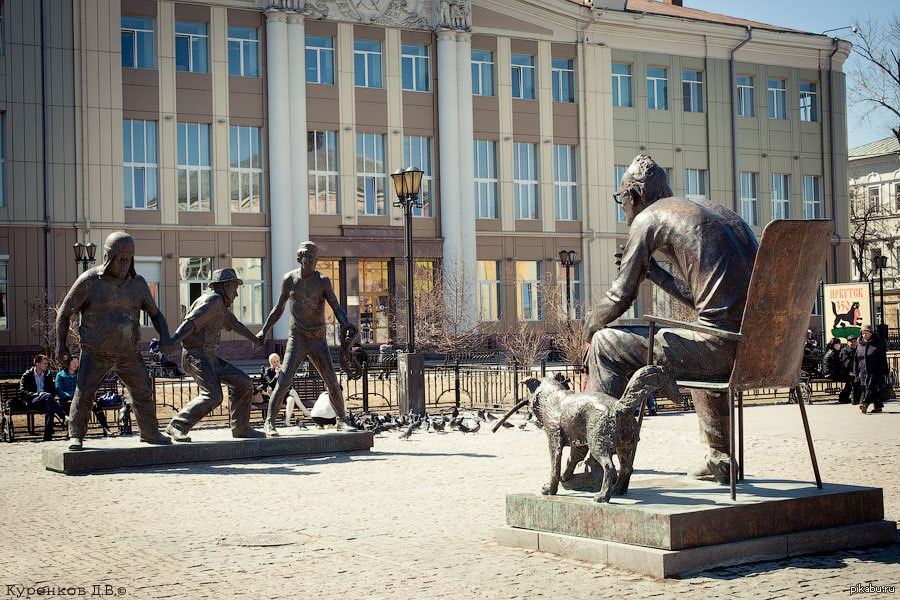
[{"x1": 823, "y1": 283, "x2": 872, "y2": 340}]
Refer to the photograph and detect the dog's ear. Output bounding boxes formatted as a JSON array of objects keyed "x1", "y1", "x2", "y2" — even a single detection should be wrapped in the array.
[{"x1": 521, "y1": 377, "x2": 542, "y2": 394}]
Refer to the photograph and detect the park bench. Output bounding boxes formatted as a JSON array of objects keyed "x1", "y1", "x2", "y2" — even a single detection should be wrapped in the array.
[{"x1": 250, "y1": 374, "x2": 326, "y2": 423}]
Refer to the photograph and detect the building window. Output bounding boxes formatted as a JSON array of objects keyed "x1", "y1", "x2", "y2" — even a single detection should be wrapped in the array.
[
  {"x1": 767, "y1": 78, "x2": 786, "y2": 119},
  {"x1": 471, "y1": 49, "x2": 494, "y2": 96},
  {"x1": 553, "y1": 145, "x2": 577, "y2": 221},
  {"x1": 511, "y1": 54, "x2": 535, "y2": 100},
  {"x1": 123, "y1": 119, "x2": 159, "y2": 210},
  {"x1": 802, "y1": 175, "x2": 823, "y2": 219},
  {"x1": 516, "y1": 261, "x2": 543, "y2": 321},
  {"x1": 0, "y1": 114, "x2": 6, "y2": 207},
  {"x1": 474, "y1": 140, "x2": 498, "y2": 219},
  {"x1": 232, "y1": 258, "x2": 264, "y2": 324},
  {"x1": 682, "y1": 70, "x2": 703, "y2": 112},
  {"x1": 740, "y1": 171, "x2": 758, "y2": 226},
  {"x1": 736, "y1": 75, "x2": 754, "y2": 117},
  {"x1": 476, "y1": 260, "x2": 501, "y2": 322},
  {"x1": 229, "y1": 126, "x2": 263, "y2": 213},
  {"x1": 895, "y1": 183, "x2": 900, "y2": 212},
  {"x1": 0, "y1": 260, "x2": 7, "y2": 331},
  {"x1": 306, "y1": 35, "x2": 335, "y2": 84},
  {"x1": 121, "y1": 16, "x2": 154, "y2": 69},
  {"x1": 513, "y1": 143, "x2": 538, "y2": 220},
  {"x1": 178, "y1": 257, "x2": 213, "y2": 320},
  {"x1": 227, "y1": 26, "x2": 258, "y2": 77},
  {"x1": 799, "y1": 81, "x2": 818, "y2": 122},
  {"x1": 354, "y1": 39, "x2": 383, "y2": 88},
  {"x1": 355, "y1": 132, "x2": 386, "y2": 215},
  {"x1": 403, "y1": 136, "x2": 433, "y2": 217},
  {"x1": 557, "y1": 261, "x2": 582, "y2": 319},
  {"x1": 134, "y1": 259, "x2": 161, "y2": 327},
  {"x1": 614, "y1": 165, "x2": 627, "y2": 223},
  {"x1": 646, "y1": 67, "x2": 668, "y2": 110},
  {"x1": 684, "y1": 168, "x2": 707, "y2": 199},
  {"x1": 177, "y1": 123, "x2": 211, "y2": 211},
  {"x1": 771, "y1": 173, "x2": 790, "y2": 220},
  {"x1": 552, "y1": 57, "x2": 575, "y2": 103},
  {"x1": 308, "y1": 131, "x2": 338, "y2": 215},
  {"x1": 317, "y1": 259, "x2": 342, "y2": 345},
  {"x1": 401, "y1": 43, "x2": 430, "y2": 92},
  {"x1": 175, "y1": 21, "x2": 208, "y2": 73},
  {"x1": 612, "y1": 63, "x2": 632, "y2": 107},
  {"x1": 868, "y1": 186, "x2": 881, "y2": 211}
]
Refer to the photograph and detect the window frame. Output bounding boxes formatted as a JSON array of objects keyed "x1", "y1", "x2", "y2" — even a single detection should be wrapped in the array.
[
  {"x1": 799, "y1": 81, "x2": 818, "y2": 122},
  {"x1": 308, "y1": 130, "x2": 339, "y2": 215},
  {"x1": 306, "y1": 34, "x2": 335, "y2": 85},
  {"x1": 121, "y1": 15, "x2": 155, "y2": 69},
  {"x1": 740, "y1": 171, "x2": 759, "y2": 226},
  {"x1": 355, "y1": 132, "x2": 386, "y2": 216},
  {"x1": 646, "y1": 66, "x2": 669, "y2": 110},
  {"x1": 403, "y1": 135, "x2": 433, "y2": 217},
  {"x1": 229, "y1": 125, "x2": 263, "y2": 213},
  {"x1": 802, "y1": 175, "x2": 823, "y2": 219},
  {"x1": 682, "y1": 69, "x2": 704, "y2": 113},
  {"x1": 614, "y1": 165, "x2": 627, "y2": 223},
  {"x1": 401, "y1": 43, "x2": 430, "y2": 92},
  {"x1": 557, "y1": 261, "x2": 582, "y2": 319},
  {"x1": 175, "y1": 20, "x2": 209, "y2": 73},
  {"x1": 553, "y1": 144, "x2": 577, "y2": 221},
  {"x1": 513, "y1": 142, "x2": 539, "y2": 220},
  {"x1": 134, "y1": 258, "x2": 162, "y2": 327},
  {"x1": 683, "y1": 168, "x2": 707, "y2": 199},
  {"x1": 515, "y1": 260, "x2": 543, "y2": 321},
  {"x1": 474, "y1": 139, "x2": 498, "y2": 219},
  {"x1": 736, "y1": 75, "x2": 754, "y2": 117},
  {"x1": 178, "y1": 256, "x2": 214, "y2": 320},
  {"x1": 551, "y1": 57, "x2": 575, "y2": 103},
  {"x1": 227, "y1": 26, "x2": 259, "y2": 77},
  {"x1": 511, "y1": 54, "x2": 536, "y2": 100},
  {"x1": 476, "y1": 260, "x2": 501, "y2": 322},
  {"x1": 612, "y1": 63, "x2": 632, "y2": 108},
  {"x1": 767, "y1": 78, "x2": 786, "y2": 119},
  {"x1": 231, "y1": 257, "x2": 265, "y2": 325},
  {"x1": 354, "y1": 38, "x2": 383, "y2": 89},
  {"x1": 176, "y1": 122, "x2": 212, "y2": 212},
  {"x1": 471, "y1": 49, "x2": 495, "y2": 96},
  {"x1": 123, "y1": 119, "x2": 159, "y2": 210},
  {"x1": 771, "y1": 173, "x2": 791, "y2": 220}
]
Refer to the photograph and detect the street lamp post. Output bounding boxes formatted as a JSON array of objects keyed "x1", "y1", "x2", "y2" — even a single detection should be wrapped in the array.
[
  {"x1": 558, "y1": 250, "x2": 577, "y2": 320},
  {"x1": 873, "y1": 254, "x2": 888, "y2": 325},
  {"x1": 72, "y1": 241, "x2": 97, "y2": 273},
  {"x1": 390, "y1": 166, "x2": 425, "y2": 415}
]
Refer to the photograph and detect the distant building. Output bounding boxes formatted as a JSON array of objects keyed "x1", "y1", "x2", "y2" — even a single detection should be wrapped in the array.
[
  {"x1": 0, "y1": 0, "x2": 851, "y2": 352},
  {"x1": 848, "y1": 136, "x2": 900, "y2": 329}
]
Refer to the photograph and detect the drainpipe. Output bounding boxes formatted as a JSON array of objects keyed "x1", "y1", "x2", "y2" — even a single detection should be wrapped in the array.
[
  {"x1": 827, "y1": 38, "x2": 841, "y2": 282},
  {"x1": 729, "y1": 26, "x2": 752, "y2": 214},
  {"x1": 40, "y1": 0, "x2": 52, "y2": 316}
]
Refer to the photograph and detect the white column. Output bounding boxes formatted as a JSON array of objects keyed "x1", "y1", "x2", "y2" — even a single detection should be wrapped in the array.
[
  {"x1": 455, "y1": 32, "x2": 477, "y2": 329},
  {"x1": 436, "y1": 29, "x2": 461, "y2": 294},
  {"x1": 265, "y1": 9, "x2": 293, "y2": 340},
  {"x1": 287, "y1": 13, "x2": 309, "y2": 250}
]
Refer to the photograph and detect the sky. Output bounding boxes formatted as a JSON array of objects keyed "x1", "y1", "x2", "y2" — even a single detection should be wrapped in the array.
[{"x1": 686, "y1": 0, "x2": 897, "y2": 150}]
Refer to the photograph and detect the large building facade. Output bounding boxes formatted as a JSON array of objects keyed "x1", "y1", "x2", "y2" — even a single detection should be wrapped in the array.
[{"x1": 0, "y1": 0, "x2": 851, "y2": 352}]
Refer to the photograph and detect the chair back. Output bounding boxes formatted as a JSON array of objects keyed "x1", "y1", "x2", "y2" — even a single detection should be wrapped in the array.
[{"x1": 730, "y1": 220, "x2": 833, "y2": 391}]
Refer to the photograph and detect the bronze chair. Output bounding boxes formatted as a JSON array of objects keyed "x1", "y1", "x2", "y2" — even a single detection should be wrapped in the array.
[{"x1": 645, "y1": 219, "x2": 833, "y2": 500}]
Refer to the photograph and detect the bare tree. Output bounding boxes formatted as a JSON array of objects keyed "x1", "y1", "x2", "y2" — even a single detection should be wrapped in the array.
[
  {"x1": 847, "y1": 15, "x2": 900, "y2": 145},
  {"x1": 542, "y1": 274, "x2": 586, "y2": 367},
  {"x1": 497, "y1": 321, "x2": 549, "y2": 370},
  {"x1": 27, "y1": 294, "x2": 80, "y2": 363},
  {"x1": 848, "y1": 179, "x2": 894, "y2": 281}
]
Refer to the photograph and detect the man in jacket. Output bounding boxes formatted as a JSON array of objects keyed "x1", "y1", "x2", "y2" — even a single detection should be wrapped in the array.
[
  {"x1": 582, "y1": 154, "x2": 758, "y2": 484},
  {"x1": 18, "y1": 354, "x2": 66, "y2": 441},
  {"x1": 838, "y1": 335, "x2": 861, "y2": 404}
]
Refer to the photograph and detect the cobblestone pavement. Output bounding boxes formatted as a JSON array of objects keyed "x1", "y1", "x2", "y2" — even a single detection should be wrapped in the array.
[{"x1": 1, "y1": 402, "x2": 898, "y2": 600}]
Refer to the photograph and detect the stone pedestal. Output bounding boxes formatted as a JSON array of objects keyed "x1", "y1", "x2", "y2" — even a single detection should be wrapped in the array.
[
  {"x1": 398, "y1": 352, "x2": 425, "y2": 415},
  {"x1": 42, "y1": 430, "x2": 374, "y2": 474},
  {"x1": 496, "y1": 477, "x2": 896, "y2": 578}
]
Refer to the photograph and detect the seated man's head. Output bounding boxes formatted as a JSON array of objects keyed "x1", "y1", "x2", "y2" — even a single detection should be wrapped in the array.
[
  {"x1": 209, "y1": 268, "x2": 243, "y2": 307},
  {"x1": 617, "y1": 154, "x2": 673, "y2": 225},
  {"x1": 102, "y1": 231, "x2": 137, "y2": 280},
  {"x1": 296, "y1": 241, "x2": 319, "y2": 273}
]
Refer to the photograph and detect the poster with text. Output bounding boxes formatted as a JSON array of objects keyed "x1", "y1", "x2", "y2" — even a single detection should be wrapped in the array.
[{"x1": 823, "y1": 283, "x2": 872, "y2": 340}]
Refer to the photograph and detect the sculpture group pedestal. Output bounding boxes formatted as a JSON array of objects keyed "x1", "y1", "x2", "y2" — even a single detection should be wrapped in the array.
[
  {"x1": 496, "y1": 477, "x2": 895, "y2": 578},
  {"x1": 42, "y1": 430, "x2": 374, "y2": 474}
]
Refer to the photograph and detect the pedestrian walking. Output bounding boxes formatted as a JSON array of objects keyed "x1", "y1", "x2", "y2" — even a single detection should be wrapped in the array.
[{"x1": 853, "y1": 324, "x2": 890, "y2": 414}]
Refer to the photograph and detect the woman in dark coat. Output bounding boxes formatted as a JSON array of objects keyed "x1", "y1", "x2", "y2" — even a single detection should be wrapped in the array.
[{"x1": 853, "y1": 324, "x2": 890, "y2": 414}]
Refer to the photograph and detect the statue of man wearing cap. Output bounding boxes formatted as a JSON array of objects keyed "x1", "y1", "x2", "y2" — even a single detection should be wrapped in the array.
[
  {"x1": 257, "y1": 241, "x2": 357, "y2": 436},
  {"x1": 56, "y1": 231, "x2": 174, "y2": 450},
  {"x1": 165, "y1": 268, "x2": 265, "y2": 441}
]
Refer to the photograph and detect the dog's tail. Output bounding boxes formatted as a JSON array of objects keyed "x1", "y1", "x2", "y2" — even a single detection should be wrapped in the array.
[{"x1": 614, "y1": 365, "x2": 680, "y2": 416}]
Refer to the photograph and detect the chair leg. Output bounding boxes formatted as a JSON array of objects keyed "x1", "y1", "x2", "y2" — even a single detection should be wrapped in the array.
[
  {"x1": 729, "y1": 388, "x2": 736, "y2": 501},
  {"x1": 794, "y1": 385, "x2": 823, "y2": 489},
  {"x1": 738, "y1": 391, "x2": 744, "y2": 481}
]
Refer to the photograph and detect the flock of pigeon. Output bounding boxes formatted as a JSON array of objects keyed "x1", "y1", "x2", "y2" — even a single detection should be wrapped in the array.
[{"x1": 328, "y1": 407, "x2": 539, "y2": 438}]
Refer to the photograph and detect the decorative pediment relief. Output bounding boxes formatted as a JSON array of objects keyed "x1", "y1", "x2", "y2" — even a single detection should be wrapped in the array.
[{"x1": 267, "y1": 0, "x2": 464, "y2": 30}]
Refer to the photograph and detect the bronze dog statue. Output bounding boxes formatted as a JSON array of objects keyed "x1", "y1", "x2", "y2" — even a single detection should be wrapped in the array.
[{"x1": 522, "y1": 365, "x2": 679, "y2": 503}]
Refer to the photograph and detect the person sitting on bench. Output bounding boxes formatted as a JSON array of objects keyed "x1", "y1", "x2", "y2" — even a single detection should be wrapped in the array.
[
  {"x1": 18, "y1": 354, "x2": 66, "y2": 441},
  {"x1": 55, "y1": 355, "x2": 113, "y2": 436},
  {"x1": 262, "y1": 353, "x2": 310, "y2": 428}
]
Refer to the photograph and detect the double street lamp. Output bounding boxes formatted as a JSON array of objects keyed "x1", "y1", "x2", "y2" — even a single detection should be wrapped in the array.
[
  {"x1": 72, "y1": 241, "x2": 97, "y2": 273},
  {"x1": 390, "y1": 166, "x2": 424, "y2": 353},
  {"x1": 873, "y1": 253, "x2": 888, "y2": 325},
  {"x1": 558, "y1": 250, "x2": 577, "y2": 321}
]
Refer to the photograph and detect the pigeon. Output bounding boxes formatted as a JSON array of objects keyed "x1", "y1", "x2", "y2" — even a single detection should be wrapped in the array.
[
  {"x1": 451, "y1": 406, "x2": 459, "y2": 418},
  {"x1": 398, "y1": 422, "x2": 416, "y2": 439},
  {"x1": 458, "y1": 419, "x2": 481, "y2": 433},
  {"x1": 518, "y1": 422, "x2": 528, "y2": 429},
  {"x1": 486, "y1": 411, "x2": 498, "y2": 421},
  {"x1": 500, "y1": 419, "x2": 514, "y2": 429},
  {"x1": 476, "y1": 409, "x2": 486, "y2": 421},
  {"x1": 431, "y1": 418, "x2": 445, "y2": 432},
  {"x1": 524, "y1": 411, "x2": 533, "y2": 421}
]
